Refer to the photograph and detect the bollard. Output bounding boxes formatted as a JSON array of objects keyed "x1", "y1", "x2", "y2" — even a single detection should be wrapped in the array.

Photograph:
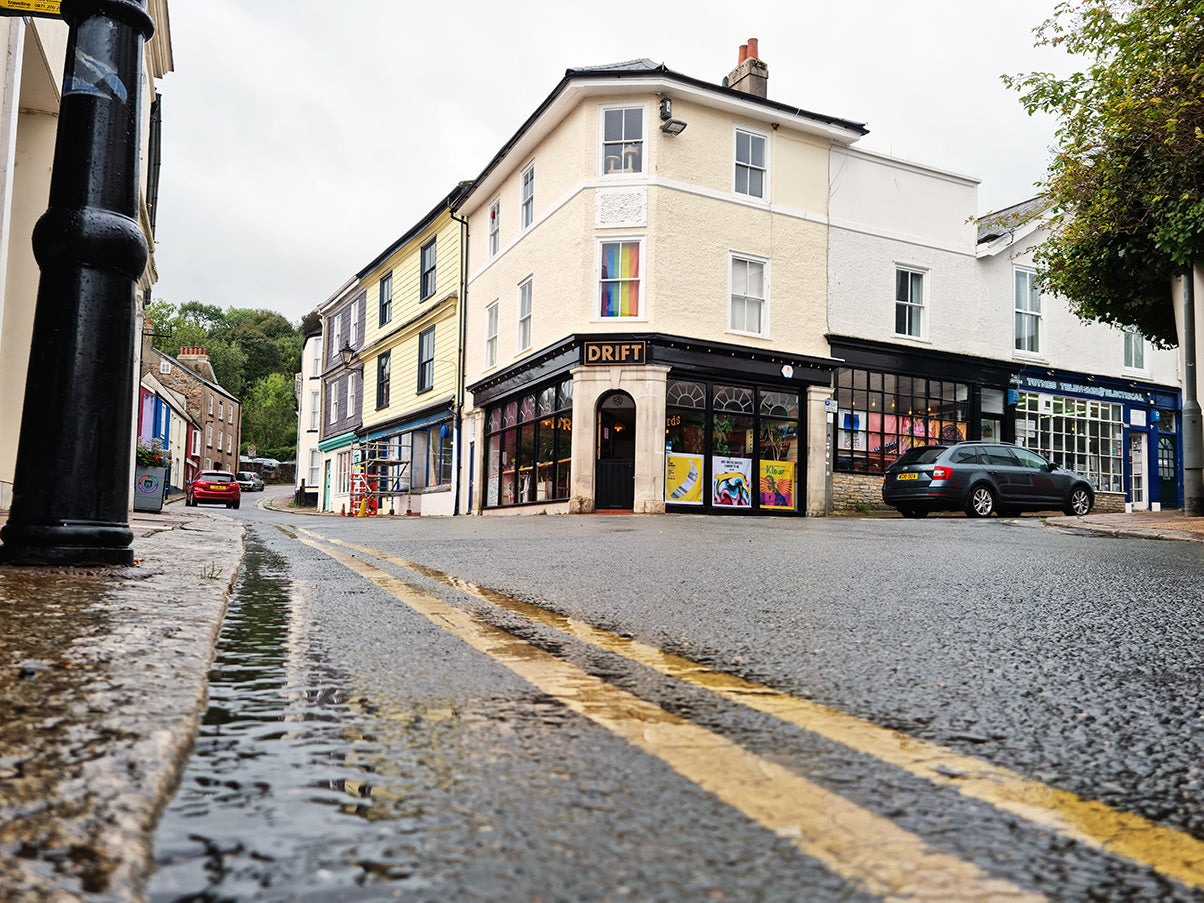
[{"x1": 0, "y1": 0, "x2": 155, "y2": 566}]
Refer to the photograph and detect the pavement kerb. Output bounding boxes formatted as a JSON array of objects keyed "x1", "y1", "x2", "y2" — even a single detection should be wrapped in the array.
[{"x1": 0, "y1": 508, "x2": 244, "y2": 903}]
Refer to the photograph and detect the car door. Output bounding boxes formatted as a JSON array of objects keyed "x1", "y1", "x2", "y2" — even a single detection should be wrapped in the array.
[
  {"x1": 1011, "y1": 447, "x2": 1061, "y2": 506},
  {"x1": 979, "y1": 445, "x2": 1025, "y2": 505}
]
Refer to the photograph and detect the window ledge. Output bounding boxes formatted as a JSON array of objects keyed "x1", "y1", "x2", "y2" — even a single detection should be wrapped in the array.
[
  {"x1": 892, "y1": 333, "x2": 932, "y2": 345},
  {"x1": 591, "y1": 317, "x2": 649, "y2": 324},
  {"x1": 1012, "y1": 352, "x2": 1047, "y2": 364},
  {"x1": 726, "y1": 329, "x2": 771, "y2": 341}
]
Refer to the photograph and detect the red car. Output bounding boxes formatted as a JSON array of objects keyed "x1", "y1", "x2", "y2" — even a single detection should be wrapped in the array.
[{"x1": 186, "y1": 470, "x2": 241, "y2": 509}]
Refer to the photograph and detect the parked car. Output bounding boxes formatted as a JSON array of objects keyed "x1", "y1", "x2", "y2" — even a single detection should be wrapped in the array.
[
  {"x1": 236, "y1": 471, "x2": 264, "y2": 492},
  {"x1": 186, "y1": 470, "x2": 241, "y2": 509},
  {"x1": 882, "y1": 442, "x2": 1094, "y2": 518}
]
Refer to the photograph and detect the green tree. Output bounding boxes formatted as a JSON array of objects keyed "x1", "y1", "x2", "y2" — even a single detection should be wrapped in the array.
[
  {"x1": 242, "y1": 372, "x2": 298, "y2": 456},
  {"x1": 1005, "y1": 0, "x2": 1204, "y2": 346},
  {"x1": 205, "y1": 339, "x2": 248, "y2": 397},
  {"x1": 299, "y1": 309, "x2": 322, "y2": 337}
]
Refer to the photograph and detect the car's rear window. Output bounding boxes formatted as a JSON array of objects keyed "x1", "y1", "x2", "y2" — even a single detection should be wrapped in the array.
[
  {"x1": 892, "y1": 446, "x2": 946, "y2": 466},
  {"x1": 203, "y1": 473, "x2": 234, "y2": 482},
  {"x1": 237, "y1": 473, "x2": 253, "y2": 480}
]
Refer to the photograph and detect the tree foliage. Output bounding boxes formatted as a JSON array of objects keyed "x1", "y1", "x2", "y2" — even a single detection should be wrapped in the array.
[
  {"x1": 1005, "y1": 0, "x2": 1204, "y2": 347},
  {"x1": 147, "y1": 300, "x2": 308, "y2": 457}
]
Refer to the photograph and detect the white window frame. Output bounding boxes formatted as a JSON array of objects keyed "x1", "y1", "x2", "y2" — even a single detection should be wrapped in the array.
[
  {"x1": 310, "y1": 391, "x2": 320, "y2": 430},
  {"x1": 1014, "y1": 267, "x2": 1042, "y2": 356},
  {"x1": 227, "y1": 434, "x2": 233, "y2": 455},
  {"x1": 217, "y1": 429, "x2": 222, "y2": 452},
  {"x1": 191, "y1": 430, "x2": 200, "y2": 457},
  {"x1": 218, "y1": 400, "x2": 223, "y2": 420},
  {"x1": 228, "y1": 405, "x2": 233, "y2": 425},
  {"x1": 599, "y1": 102, "x2": 646, "y2": 177},
  {"x1": 208, "y1": 395, "x2": 214, "y2": 416},
  {"x1": 520, "y1": 163, "x2": 535, "y2": 230},
  {"x1": 206, "y1": 424, "x2": 212, "y2": 448},
  {"x1": 329, "y1": 382, "x2": 338, "y2": 424},
  {"x1": 733, "y1": 125, "x2": 769, "y2": 200},
  {"x1": 485, "y1": 300, "x2": 499, "y2": 368},
  {"x1": 159, "y1": 359, "x2": 171, "y2": 375},
  {"x1": 312, "y1": 341, "x2": 321, "y2": 374},
  {"x1": 1124, "y1": 328, "x2": 1146, "y2": 372},
  {"x1": 894, "y1": 266, "x2": 927, "y2": 340},
  {"x1": 595, "y1": 236, "x2": 646, "y2": 321},
  {"x1": 517, "y1": 279, "x2": 533, "y2": 351},
  {"x1": 349, "y1": 296, "x2": 359, "y2": 347},
  {"x1": 308, "y1": 448, "x2": 320, "y2": 487},
  {"x1": 729, "y1": 253, "x2": 769, "y2": 337},
  {"x1": 346, "y1": 371, "x2": 354, "y2": 417},
  {"x1": 488, "y1": 199, "x2": 501, "y2": 256}
]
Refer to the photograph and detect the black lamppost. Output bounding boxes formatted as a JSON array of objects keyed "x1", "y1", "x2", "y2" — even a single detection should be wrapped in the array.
[{"x1": 0, "y1": 0, "x2": 154, "y2": 565}]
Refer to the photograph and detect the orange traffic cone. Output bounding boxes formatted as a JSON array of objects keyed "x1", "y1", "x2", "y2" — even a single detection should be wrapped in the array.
[{"x1": 339, "y1": 503, "x2": 346, "y2": 516}]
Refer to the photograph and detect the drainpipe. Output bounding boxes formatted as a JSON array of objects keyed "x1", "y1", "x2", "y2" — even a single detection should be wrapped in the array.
[
  {"x1": 451, "y1": 209, "x2": 468, "y2": 516},
  {"x1": 1183, "y1": 266, "x2": 1203, "y2": 514}
]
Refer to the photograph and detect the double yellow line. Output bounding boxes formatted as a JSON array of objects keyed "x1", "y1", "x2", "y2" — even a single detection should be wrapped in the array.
[{"x1": 287, "y1": 526, "x2": 1204, "y2": 900}]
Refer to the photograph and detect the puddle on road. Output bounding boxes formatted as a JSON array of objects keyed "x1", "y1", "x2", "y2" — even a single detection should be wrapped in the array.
[{"x1": 146, "y1": 536, "x2": 494, "y2": 902}]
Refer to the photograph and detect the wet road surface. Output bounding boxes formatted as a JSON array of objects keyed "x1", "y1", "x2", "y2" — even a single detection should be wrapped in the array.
[{"x1": 149, "y1": 501, "x2": 1204, "y2": 901}]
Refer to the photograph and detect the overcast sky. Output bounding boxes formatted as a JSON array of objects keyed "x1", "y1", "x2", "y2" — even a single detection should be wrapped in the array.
[{"x1": 150, "y1": 0, "x2": 1079, "y2": 325}]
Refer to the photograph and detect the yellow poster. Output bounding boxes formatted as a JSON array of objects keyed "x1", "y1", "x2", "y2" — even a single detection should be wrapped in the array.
[
  {"x1": 665, "y1": 453, "x2": 703, "y2": 505},
  {"x1": 760, "y1": 461, "x2": 795, "y2": 510},
  {"x1": 0, "y1": 0, "x2": 61, "y2": 16}
]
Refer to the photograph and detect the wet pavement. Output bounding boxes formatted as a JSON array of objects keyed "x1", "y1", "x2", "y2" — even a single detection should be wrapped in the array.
[
  {"x1": 2, "y1": 488, "x2": 1203, "y2": 902},
  {"x1": 0, "y1": 506, "x2": 243, "y2": 903}
]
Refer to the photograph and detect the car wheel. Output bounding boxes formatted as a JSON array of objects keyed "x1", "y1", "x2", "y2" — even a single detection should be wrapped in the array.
[
  {"x1": 965, "y1": 484, "x2": 996, "y2": 518},
  {"x1": 185, "y1": 495, "x2": 194, "y2": 507},
  {"x1": 900, "y1": 508, "x2": 928, "y2": 518},
  {"x1": 1064, "y1": 485, "x2": 1092, "y2": 516}
]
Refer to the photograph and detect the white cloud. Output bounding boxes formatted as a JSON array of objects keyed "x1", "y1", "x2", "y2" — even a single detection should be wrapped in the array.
[{"x1": 151, "y1": 0, "x2": 1075, "y2": 323}]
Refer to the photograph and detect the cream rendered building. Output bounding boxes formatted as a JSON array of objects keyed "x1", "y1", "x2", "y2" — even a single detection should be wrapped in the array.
[
  {"x1": 0, "y1": 4, "x2": 173, "y2": 508},
  {"x1": 457, "y1": 46, "x2": 865, "y2": 516}
]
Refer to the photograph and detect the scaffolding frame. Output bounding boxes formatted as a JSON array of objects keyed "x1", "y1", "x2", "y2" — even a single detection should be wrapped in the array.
[{"x1": 349, "y1": 438, "x2": 411, "y2": 516}]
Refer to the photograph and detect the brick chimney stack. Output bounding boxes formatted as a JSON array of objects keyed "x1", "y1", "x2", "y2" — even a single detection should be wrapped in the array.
[
  {"x1": 726, "y1": 38, "x2": 768, "y2": 98},
  {"x1": 177, "y1": 346, "x2": 218, "y2": 384}
]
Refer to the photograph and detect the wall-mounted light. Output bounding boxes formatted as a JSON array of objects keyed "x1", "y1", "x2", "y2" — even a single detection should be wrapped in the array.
[
  {"x1": 339, "y1": 343, "x2": 363, "y2": 371},
  {"x1": 661, "y1": 118, "x2": 687, "y2": 136}
]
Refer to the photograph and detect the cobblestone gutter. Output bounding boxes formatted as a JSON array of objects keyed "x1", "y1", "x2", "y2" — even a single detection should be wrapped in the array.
[{"x1": 0, "y1": 512, "x2": 244, "y2": 903}]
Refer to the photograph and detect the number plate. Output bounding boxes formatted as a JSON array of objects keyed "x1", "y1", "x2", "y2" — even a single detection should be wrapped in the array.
[{"x1": 895, "y1": 473, "x2": 919, "y2": 481}]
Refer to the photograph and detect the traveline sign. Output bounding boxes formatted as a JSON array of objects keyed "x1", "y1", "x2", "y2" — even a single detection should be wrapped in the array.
[
  {"x1": 0, "y1": 0, "x2": 61, "y2": 17},
  {"x1": 582, "y1": 340, "x2": 647, "y2": 366}
]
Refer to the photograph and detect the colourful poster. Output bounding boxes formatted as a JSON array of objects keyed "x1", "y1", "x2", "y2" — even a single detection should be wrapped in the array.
[
  {"x1": 760, "y1": 461, "x2": 795, "y2": 510},
  {"x1": 665, "y1": 453, "x2": 703, "y2": 505},
  {"x1": 712, "y1": 456, "x2": 752, "y2": 508}
]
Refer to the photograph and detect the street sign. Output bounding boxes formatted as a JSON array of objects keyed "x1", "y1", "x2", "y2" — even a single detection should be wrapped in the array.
[{"x1": 0, "y1": 0, "x2": 62, "y2": 18}]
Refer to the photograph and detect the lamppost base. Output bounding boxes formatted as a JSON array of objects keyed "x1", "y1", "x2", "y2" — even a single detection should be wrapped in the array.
[{"x1": 0, "y1": 522, "x2": 135, "y2": 567}]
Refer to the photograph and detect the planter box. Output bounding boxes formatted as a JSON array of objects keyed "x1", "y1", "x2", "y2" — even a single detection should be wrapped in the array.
[{"x1": 133, "y1": 465, "x2": 167, "y2": 513}]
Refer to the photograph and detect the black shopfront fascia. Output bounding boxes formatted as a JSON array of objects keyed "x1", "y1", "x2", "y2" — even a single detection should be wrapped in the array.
[
  {"x1": 468, "y1": 333, "x2": 840, "y2": 515},
  {"x1": 827, "y1": 336, "x2": 1018, "y2": 442}
]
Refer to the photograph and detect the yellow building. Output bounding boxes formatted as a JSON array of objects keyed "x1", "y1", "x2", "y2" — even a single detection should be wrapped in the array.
[
  {"x1": 456, "y1": 47, "x2": 865, "y2": 516},
  {"x1": 356, "y1": 183, "x2": 470, "y2": 516}
]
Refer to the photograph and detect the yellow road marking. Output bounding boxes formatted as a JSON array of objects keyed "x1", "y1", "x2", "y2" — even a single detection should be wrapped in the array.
[
  {"x1": 298, "y1": 528, "x2": 1204, "y2": 891},
  {"x1": 289, "y1": 529, "x2": 1042, "y2": 902}
]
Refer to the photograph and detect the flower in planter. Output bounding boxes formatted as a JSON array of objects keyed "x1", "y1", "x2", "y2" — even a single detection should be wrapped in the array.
[{"x1": 135, "y1": 441, "x2": 169, "y2": 468}]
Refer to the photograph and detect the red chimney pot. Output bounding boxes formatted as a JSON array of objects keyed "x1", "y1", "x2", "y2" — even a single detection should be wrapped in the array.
[
  {"x1": 738, "y1": 43, "x2": 748, "y2": 63},
  {"x1": 747, "y1": 38, "x2": 759, "y2": 60}
]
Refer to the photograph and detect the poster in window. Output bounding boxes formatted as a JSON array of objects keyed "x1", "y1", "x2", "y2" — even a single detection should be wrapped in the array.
[
  {"x1": 759, "y1": 461, "x2": 795, "y2": 510},
  {"x1": 712, "y1": 456, "x2": 752, "y2": 508},
  {"x1": 665, "y1": 453, "x2": 704, "y2": 505}
]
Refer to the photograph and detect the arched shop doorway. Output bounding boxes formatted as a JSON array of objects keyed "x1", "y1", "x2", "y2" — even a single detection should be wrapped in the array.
[{"x1": 595, "y1": 391, "x2": 636, "y2": 509}]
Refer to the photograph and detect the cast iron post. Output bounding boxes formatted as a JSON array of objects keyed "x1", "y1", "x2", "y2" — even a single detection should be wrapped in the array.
[{"x1": 0, "y1": 0, "x2": 154, "y2": 565}]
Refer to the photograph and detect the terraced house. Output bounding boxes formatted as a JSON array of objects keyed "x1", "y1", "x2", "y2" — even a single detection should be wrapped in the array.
[
  {"x1": 356, "y1": 184, "x2": 470, "y2": 516},
  {"x1": 456, "y1": 43, "x2": 862, "y2": 516}
]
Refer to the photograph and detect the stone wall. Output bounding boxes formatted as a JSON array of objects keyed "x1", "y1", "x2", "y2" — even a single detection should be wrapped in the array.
[{"x1": 831, "y1": 472, "x2": 1128, "y2": 516}]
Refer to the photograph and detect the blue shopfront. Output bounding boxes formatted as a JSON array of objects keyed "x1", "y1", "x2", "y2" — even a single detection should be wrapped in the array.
[{"x1": 1010, "y1": 371, "x2": 1182, "y2": 511}]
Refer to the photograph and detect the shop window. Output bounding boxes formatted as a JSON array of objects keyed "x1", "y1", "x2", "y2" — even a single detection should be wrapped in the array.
[
  {"x1": 758, "y1": 391, "x2": 799, "y2": 511},
  {"x1": 1015, "y1": 392, "x2": 1123, "y2": 493},
  {"x1": 711, "y1": 385, "x2": 755, "y2": 508},
  {"x1": 835, "y1": 368, "x2": 968, "y2": 474},
  {"x1": 666, "y1": 380, "x2": 707, "y2": 506},
  {"x1": 486, "y1": 377, "x2": 572, "y2": 508}
]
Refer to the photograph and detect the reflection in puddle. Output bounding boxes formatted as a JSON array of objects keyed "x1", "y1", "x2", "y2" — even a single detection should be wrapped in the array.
[{"x1": 146, "y1": 535, "x2": 498, "y2": 902}]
